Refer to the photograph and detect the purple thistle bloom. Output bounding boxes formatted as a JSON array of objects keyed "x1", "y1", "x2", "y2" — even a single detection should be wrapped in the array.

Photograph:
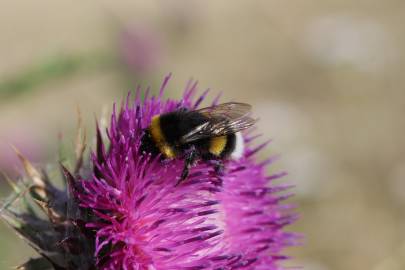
[{"x1": 76, "y1": 75, "x2": 297, "y2": 270}]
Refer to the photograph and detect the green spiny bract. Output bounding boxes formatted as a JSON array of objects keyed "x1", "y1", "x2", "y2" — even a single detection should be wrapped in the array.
[{"x1": 0, "y1": 126, "x2": 96, "y2": 270}]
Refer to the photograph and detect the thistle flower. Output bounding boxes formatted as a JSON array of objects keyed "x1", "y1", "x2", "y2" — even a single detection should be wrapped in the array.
[{"x1": 1, "y1": 75, "x2": 297, "y2": 270}]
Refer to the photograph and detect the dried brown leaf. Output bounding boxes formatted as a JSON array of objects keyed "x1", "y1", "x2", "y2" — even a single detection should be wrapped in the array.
[
  {"x1": 12, "y1": 146, "x2": 46, "y2": 189},
  {"x1": 32, "y1": 198, "x2": 63, "y2": 224}
]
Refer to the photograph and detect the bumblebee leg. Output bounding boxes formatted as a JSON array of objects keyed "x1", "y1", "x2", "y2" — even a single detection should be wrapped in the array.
[
  {"x1": 176, "y1": 147, "x2": 197, "y2": 186},
  {"x1": 214, "y1": 160, "x2": 225, "y2": 176},
  {"x1": 205, "y1": 159, "x2": 224, "y2": 175},
  {"x1": 205, "y1": 158, "x2": 224, "y2": 186}
]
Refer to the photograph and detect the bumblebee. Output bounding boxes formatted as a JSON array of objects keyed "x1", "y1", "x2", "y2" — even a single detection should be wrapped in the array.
[{"x1": 140, "y1": 102, "x2": 256, "y2": 184}]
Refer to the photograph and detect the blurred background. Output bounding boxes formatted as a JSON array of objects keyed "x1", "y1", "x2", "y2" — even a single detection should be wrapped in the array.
[{"x1": 0, "y1": 1, "x2": 404, "y2": 269}]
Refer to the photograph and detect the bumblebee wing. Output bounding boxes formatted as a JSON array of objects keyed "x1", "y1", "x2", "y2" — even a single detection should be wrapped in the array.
[
  {"x1": 180, "y1": 102, "x2": 257, "y2": 143},
  {"x1": 197, "y1": 102, "x2": 252, "y2": 120}
]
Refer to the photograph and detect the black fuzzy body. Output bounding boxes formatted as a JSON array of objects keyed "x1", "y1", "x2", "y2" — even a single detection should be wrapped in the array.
[{"x1": 140, "y1": 109, "x2": 237, "y2": 160}]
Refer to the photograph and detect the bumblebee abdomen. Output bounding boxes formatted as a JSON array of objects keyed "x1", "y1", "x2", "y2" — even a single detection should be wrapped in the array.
[
  {"x1": 230, "y1": 132, "x2": 244, "y2": 159},
  {"x1": 208, "y1": 132, "x2": 244, "y2": 159},
  {"x1": 209, "y1": 136, "x2": 228, "y2": 157}
]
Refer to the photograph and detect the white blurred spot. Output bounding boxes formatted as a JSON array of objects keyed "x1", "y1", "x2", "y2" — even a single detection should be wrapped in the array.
[
  {"x1": 254, "y1": 101, "x2": 334, "y2": 197},
  {"x1": 303, "y1": 14, "x2": 396, "y2": 72},
  {"x1": 254, "y1": 101, "x2": 311, "y2": 147},
  {"x1": 285, "y1": 146, "x2": 333, "y2": 198}
]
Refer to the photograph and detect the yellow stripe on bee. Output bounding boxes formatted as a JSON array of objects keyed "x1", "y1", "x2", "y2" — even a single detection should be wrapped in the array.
[
  {"x1": 209, "y1": 136, "x2": 227, "y2": 156},
  {"x1": 150, "y1": 115, "x2": 175, "y2": 158}
]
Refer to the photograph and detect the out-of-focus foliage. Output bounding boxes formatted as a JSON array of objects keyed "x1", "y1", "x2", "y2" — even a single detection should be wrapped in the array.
[
  {"x1": 0, "y1": 1, "x2": 404, "y2": 270},
  {"x1": 0, "y1": 52, "x2": 115, "y2": 101}
]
